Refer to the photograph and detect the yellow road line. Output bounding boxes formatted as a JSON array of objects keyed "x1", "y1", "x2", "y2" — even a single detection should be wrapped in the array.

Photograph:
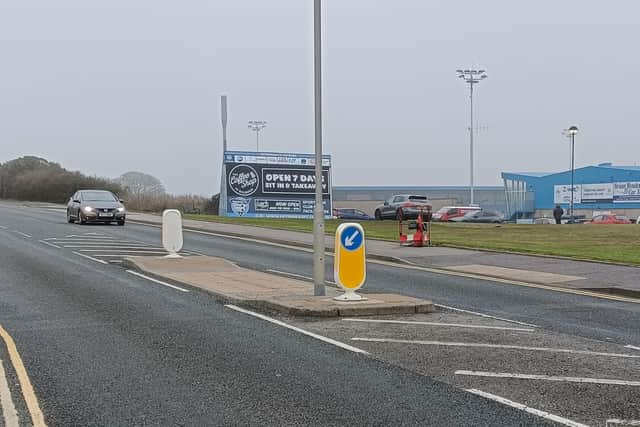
[{"x1": 0, "y1": 325, "x2": 46, "y2": 427}]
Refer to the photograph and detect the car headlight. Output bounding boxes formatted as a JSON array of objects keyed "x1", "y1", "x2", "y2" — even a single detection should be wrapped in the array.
[
  {"x1": 117, "y1": 207, "x2": 125, "y2": 212},
  {"x1": 83, "y1": 206, "x2": 94, "y2": 213}
]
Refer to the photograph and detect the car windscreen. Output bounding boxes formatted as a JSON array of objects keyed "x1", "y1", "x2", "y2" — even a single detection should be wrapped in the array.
[
  {"x1": 81, "y1": 191, "x2": 117, "y2": 202},
  {"x1": 615, "y1": 215, "x2": 629, "y2": 220},
  {"x1": 408, "y1": 196, "x2": 427, "y2": 201}
]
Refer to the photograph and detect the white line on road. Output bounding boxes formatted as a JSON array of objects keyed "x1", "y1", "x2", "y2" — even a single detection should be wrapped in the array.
[
  {"x1": 465, "y1": 388, "x2": 588, "y2": 427},
  {"x1": 38, "y1": 240, "x2": 61, "y2": 249},
  {"x1": 266, "y1": 269, "x2": 338, "y2": 285},
  {"x1": 126, "y1": 270, "x2": 190, "y2": 293},
  {"x1": 73, "y1": 251, "x2": 108, "y2": 265},
  {"x1": 79, "y1": 249, "x2": 167, "y2": 253},
  {"x1": 0, "y1": 359, "x2": 19, "y2": 427},
  {"x1": 64, "y1": 245, "x2": 156, "y2": 249},
  {"x1": 342, "y1": 318, "x2": 535, "y2": 332},
  {"x1": 434, "y1": 304, "x2": 539, "y2": 327},
  {"x1": 0, "y1": 225, "x2": 6, "y2": 229},
  {"x1": 225, "y1": 304, "x2": 369, "y2": 355},
  {"x1": 11, "y1": 230, "x2": 31, "y2": 238},
  {"x1": 457, "y1": 370, "x2": 640, "y2": 386},
  {"x1": 625, "y1": 345, "x2": 640, "y2": 351},
  {"x1": 607, "y1": 419, "x2": 640, "y2": 426},
  {"x1": 351, "y1": 338, "x2": 640, "y2": 358}
]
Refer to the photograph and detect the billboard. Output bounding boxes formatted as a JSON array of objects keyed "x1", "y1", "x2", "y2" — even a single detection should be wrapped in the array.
[
  {"x1": 580, "y1": 183, "x2": 613, "y2": 203},
  {"x1": 613, "y1": 182, "x2": 640, "y2": 203},
  {"x1": 220, "y1": 151, "x2": 332, "y2": 218},
  {"x1": 553, "y1": 185, "x2": 581, "y2": 204}
]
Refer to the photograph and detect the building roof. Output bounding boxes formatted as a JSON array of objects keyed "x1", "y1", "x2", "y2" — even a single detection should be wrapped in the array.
[{"x1": 502, "y1": 164, "x2": 640, "y2": 181}]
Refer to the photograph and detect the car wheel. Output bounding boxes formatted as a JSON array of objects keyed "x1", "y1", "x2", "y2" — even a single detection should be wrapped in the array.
[
  {"x1": 117, "y1": 219, "x2": 125, "y2": 226},
  {"x1": 396, "y1": 209, "x2": 403, "y2": 221},
  {"x1": 78, "y1": 212, "x2": 86, "y2": 225},
  {"x1": 374, "y1": 210, "x2": 382, "y2": 220}
]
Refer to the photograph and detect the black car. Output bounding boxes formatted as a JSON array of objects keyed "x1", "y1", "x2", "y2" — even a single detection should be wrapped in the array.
[
  {"x1": 67, "y1": 190, "x2": 126, "y2": 225},
  {"x1": 450, "y1": 210, "x2": 503, "y2": 223},
  {"x1": 374, "y1": 195, "x2": 432, "y2": 220},
  {"x1": 333, "y1": 208, "x2": 373, "y2": 220}
]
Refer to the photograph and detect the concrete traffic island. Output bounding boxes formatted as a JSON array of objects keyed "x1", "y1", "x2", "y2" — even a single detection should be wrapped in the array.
[{"x1": 123, "y1": 255, "x2": 435, "y2": 317}]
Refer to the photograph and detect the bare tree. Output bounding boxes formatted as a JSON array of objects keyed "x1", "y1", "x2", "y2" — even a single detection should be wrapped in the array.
[{"x1": 115, "y1": 171, "x2": 166, "y2": 196}]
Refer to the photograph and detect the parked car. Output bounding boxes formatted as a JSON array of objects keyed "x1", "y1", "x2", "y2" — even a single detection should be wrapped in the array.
[
  {"x1": 374, "y1": 195, "x2": 431, "y2": 220},
  {"x1": 450, "y1": 210, "x2": 503, "y2": 223},
  {"x1": 588, "y1": 214, "x2": 632, "y2": 224},
  {"x1": 67, "y1": 189, "x2": 126, "y2": 225},
  {"x1": 333, "y1": 208, "x2": 373, "y2": 220},
  {"x1": 432, "y1": 206, "x2": 481, "y2": 222}
]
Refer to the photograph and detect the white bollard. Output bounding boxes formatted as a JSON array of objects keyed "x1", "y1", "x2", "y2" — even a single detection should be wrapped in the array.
[{"x1": 162, "y1": 209, "x2": 184, "y2": 258}]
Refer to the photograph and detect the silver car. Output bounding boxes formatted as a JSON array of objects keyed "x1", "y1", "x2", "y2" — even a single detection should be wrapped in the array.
[{"x1": 67, "y1": 190, "x2": 126, "y2": 225}]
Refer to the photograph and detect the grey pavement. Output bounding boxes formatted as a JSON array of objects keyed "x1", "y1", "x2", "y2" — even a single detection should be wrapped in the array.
[{"x1": 127, "y1": 211, "x2": 640, "y2": 296}]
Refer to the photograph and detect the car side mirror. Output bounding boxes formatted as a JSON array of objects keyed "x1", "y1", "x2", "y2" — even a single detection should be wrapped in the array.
[
  {"x1": 73, "y1": 199, "x2": 81, "y2": 203},
  {"x1": 383, "y1": 201, "x2": 389, "y2": 206},
  {"x1": 119, "y1": 199, "x2": 124, "y2": 203}
]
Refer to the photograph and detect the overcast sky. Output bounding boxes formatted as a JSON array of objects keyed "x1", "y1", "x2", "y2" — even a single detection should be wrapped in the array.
[{"x1": 1, "y1": 1, "x2": 639, "y2": 195}]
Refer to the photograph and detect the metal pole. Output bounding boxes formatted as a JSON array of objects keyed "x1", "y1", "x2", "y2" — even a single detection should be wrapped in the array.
[
  {"x1": 312, "y1": 0, "x2": 325, "y2": 296},
  {"x1": 221, "y1": 95, "x2": 228, "y2": 153},
  {"x1": 570, "y1": 134, "x2": 575, "y2": 223},
  {"x1": 469, "y1": 81, "x2": 474, "y2": 205},
  {"x1": 256, "y1": 129, "x2": 260, "y2": 152}
]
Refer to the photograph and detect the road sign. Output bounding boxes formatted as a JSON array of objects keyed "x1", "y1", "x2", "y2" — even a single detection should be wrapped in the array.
[
  {"x1": 162, "y1": 209, "x2": 183, "y2": 258},
  {"x1": 334, "y1": 223, "x2": 366, "y2": 301}
]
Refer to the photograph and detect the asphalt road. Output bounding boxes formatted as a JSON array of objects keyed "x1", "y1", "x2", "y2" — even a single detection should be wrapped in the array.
[{"x1": 0, "y1": 203, "x2": 557, "y2": 426}]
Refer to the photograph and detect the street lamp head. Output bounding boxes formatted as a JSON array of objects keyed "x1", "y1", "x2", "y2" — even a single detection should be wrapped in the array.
[
  {"x1": 568, "y1": 126, "x2": 579, "y2": 135},
  {"x1": 456, "y1": 69, "x2": 463, "y2": 73},
  {"x1": 481, "y1": 74, "x2": 488, "y2": 79}
]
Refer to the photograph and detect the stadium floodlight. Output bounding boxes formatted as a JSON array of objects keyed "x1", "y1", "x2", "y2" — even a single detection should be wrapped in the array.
[{"x1": 247, "y1": 120, "x2": 267, "y2": 151}]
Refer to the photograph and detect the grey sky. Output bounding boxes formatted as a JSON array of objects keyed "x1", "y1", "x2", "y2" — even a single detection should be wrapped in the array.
[{"x1": 1, "y1": 1, "x2": 639, "y2": 195}]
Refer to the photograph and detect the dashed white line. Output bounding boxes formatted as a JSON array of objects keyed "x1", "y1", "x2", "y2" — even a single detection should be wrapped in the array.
[
  {"x1": 607, "y1": 419, "x2": 640, "y2": 426},
  {"x1": 39, "y1": 240, "x2": 61, "y2": 249},
  {"x1": 625, "y1": 345, "x2": 640, "y2": 351},
  {"x1": 351, "y1": 338, "x2": 640, "y2": 359},
  {"x1": 457, "y1": 370, "x2": 640, "y2": 386},
  {"x1": 225, "y1": 304, "x2": 369, "y2": 355},
  {"x1": 434, "y1": 304, "x2": 539, "y2": 328},
  {"x1": 73, "y1": 251, "x2": 108, "y2": 265},
  {"x1": 0, "y1": 359, "x2": 19, "y2": 427},
  {"x1": 126, "y1": 270, "x2": 190, "y2": 293},
  {"x1": 342, "y1": 318, "x2": 535, "y2": 332},
  {"x1": 465, "y1": 388, "x2": 588, "y2": 427},
  {"x1": 11, "y1": 230, "x2": 31, "y2": 238}
]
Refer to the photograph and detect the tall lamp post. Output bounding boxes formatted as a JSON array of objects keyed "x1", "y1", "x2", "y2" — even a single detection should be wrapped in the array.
[
  {"x1": 456, "y1": 69, "x2": 487, "y2": 205},
  {"x1": 567, "y1": 126, "x2": 579, "y2": 223},
  {"x1": 247, "y1": 120, "x2": 267, "y2": 151}
]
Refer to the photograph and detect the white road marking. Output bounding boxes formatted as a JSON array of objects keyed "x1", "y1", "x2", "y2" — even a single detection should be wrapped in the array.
[
  {"x1": 465, "y1": 388, "x2": 588, "y2": 427},
  {"x1": 126, "y1": 270, "x2": 190, "y2": 292},
  {"x1": 342, "y1": 318, "x2": 535, "y2": 332},
  {"x1": 73, "y1": 251, "x2": 108, "y2": 265},
  {"x1": 607, "y1": 419, "x2": 640, "y2": 426},
  {"x1": 78, "y1": 249, "x2": 167, "y2": 253},
  {"x1": 625, "y1": 345, "x2": 640, "y2": 351},
  {"x1": 0, "y1": 226, "x2": 6, "y2": 229},
  {"x1": 11, "y1": 230, "x2": 31, "y2": 238},
  {"x1": 266, "y1": 269, "x2": 338, "y2": 285},
  {"x1": 457, "y1": 370, "x2": 640, "y2": 386},
  {"x1": 38, "y1": 240, "x2": 61, "y2": 249},
  {"x1": 351, "y1": 338, "x2": 640, "y2": 359},
  {"x1": 434, "y1": 304, "x2": 539, "y2": 327},
  {"x1": 0, "y1": 359, "x2": 19, "y2": 427},
  {"x1": 64, "y1": 245, "x2": 156, "y2": 249},
  {"x1": 64, "y1": 235, "x2": 113, "y2": 239},
  {"x1": 225, "y1": 304, "x2": 369, "y2": 355}
]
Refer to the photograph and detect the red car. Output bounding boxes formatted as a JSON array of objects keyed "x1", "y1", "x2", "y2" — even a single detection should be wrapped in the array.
[
  {"x1": 432, "y1": 206, "x2": 481, "y2": 222},
  {"x1": 589, "y1": 214, "x2": 633, "y2": 224}
]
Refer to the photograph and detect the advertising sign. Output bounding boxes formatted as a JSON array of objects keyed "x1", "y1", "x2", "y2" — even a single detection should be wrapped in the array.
[
  {"x1": 613, "y1": 182, "x2": 640, "y2": 203},
  {"x1": 580, "y1": 183, "x2": 613, "y2": 204},
  {"x1": 220, "y1": 151, "x2": 332, "y2": 218},
  {"x1": 553, "y1": 185, "x2": 581, "y2": 204}
]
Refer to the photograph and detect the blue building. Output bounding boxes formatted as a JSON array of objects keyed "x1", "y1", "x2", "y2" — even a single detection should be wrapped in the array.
[{"x1": 501, "y1": 163, "x2": 640, "y2": 217}]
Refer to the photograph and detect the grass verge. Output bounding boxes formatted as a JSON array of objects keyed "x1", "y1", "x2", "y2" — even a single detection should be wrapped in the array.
[{"x1": 184, "y1": 214, "x2": 640, "y2": 265}]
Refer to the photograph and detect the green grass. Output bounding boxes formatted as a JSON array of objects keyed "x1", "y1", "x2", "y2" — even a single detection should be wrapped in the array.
[{"x1": 183, "y1": 214, "x2": 640, "y2": 265}]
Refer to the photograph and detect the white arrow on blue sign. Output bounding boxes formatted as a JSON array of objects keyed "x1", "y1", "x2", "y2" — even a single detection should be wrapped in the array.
[{"x1": 340, "y1": 225, "x2": 363, "y2": 251}]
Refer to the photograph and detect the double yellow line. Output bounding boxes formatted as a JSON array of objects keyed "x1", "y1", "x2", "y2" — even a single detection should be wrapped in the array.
[{"x1": 0, "y1": 325, "x2": 46, "y2": 427}]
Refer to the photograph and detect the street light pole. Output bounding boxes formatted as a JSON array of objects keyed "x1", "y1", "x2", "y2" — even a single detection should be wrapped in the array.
[
  {"x1": 568, "y1": 126, "x2": 579, "y2": 223},
  {"x1": 312, "y1": 0, "x2": 325, "y2": 297},
  {"x1": 247, "y1": 120, "x2": 267, "y2": 152},
  {"x1": 456, "y1": 69, "x2": 487, "y2": 205}
]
